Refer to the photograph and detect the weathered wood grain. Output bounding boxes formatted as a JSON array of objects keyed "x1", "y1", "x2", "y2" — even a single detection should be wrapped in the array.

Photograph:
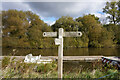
[{"x1": 1, "y1": 56, "x2": 113, "y2": 61}]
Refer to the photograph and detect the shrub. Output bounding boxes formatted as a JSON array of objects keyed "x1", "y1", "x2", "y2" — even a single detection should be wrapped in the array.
[
  {"x1": 2, "y1": 57, "x2": 10, "y2": 68},
  {"x1": 35, "y1": 62, "x2": 57, "y2": 73}
]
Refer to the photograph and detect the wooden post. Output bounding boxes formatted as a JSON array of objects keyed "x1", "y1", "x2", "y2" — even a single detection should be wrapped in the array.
[
  {"x1": 58, "y1": 28, "x2": 63, "y2": 78},
  {"x1": 43, "y1": 28, "x2": 82, "y2": 79}
]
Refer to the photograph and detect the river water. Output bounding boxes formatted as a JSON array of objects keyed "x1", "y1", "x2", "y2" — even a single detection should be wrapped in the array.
[{"x1": 2, "y1": 48, "x2": 120, "y2": 56}]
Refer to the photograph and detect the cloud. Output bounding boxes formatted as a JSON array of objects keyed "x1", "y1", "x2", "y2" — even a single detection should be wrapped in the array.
[
  {"x1": 2, "y1": 0, "x2": 109, "y2": 25},
  {"x1": 2, "y1": 2, "x2": 30, "y2": 11},
  {"x1": 2, "y1": 0, "x2": 109, "y2": 2},
  {"x1": 25, "y1": 2, "x2": 106, "y2": 18},
  {"x1": 25, "y1": 1, "x2": 107, "y2": 25}
]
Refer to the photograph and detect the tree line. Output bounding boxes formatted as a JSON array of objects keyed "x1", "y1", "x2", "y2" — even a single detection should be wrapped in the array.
[{"x1": 2, "y1": 0, "x2": 120, "y2": 49}]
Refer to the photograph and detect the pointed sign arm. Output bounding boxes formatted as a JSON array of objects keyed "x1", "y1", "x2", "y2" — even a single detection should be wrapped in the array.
[
  {"x1": 43, "y1": 32, "x2": 57, "y2": 37},
  {"x1": 43, "y1": 31, "x2": 82, "y2": 37}
]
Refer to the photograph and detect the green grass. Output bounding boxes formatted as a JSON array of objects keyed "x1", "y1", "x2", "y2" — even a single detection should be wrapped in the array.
[{"x1": 1, "y1": 57, "x2": 120, "y2": 79}]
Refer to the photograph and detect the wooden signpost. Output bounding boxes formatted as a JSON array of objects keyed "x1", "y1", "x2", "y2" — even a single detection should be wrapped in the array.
[{"x1": 43, "y1": 28, "x2": 82, "y2": 78}]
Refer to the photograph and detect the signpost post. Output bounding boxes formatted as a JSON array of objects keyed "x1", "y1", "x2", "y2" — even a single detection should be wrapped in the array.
[{"x1": 43, "y1": 28, "x2": 82, "y2": 78}]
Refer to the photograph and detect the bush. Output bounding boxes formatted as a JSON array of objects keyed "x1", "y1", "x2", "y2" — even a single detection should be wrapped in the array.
[
  {"x1": 2, "y1": 57, "x2": 10, "y2": 68},
  {"x1": 36, "y1": 62, "x2": 57, "y2": 73}
]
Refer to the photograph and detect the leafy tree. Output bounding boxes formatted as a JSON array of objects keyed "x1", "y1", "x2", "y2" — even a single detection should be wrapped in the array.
[
  {"x1": 104, "y1": 24, "x2": 120, "y2": 45},
  {"x1": 76, "y1": 15, "x2": 102, "y2": 47},
  {"x1": 117, "y1": 1, "x2": 120, "y2": 24},
  {"x1": 2, "y1": 10, "x2": 30, "y2": 47},
  {"x1": 103, "y1": 1, "x2": 119, "y2": 24},
  {"x1": 25, "y1": 11, "x2": 52, "y2": 48},
  {"x1": 51, "y1": 16, "x2": 83, "y2": 32},
  {"x1": 2, "y1": 10, "x2": 53, "y2": 48},
  {"x1": 2, "y1": 9, "x2": 120, "y2": 49},
  {"x1": 99, "y1": 27, "x2": 114, "y2": 47}
]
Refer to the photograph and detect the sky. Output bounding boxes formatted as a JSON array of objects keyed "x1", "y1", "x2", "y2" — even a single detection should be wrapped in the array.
[{"x1": 2, "y1": 0, "x2": 110, "y2": 25}]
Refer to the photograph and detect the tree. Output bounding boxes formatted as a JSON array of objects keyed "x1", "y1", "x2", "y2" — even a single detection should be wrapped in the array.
[
  {"x1": 2, "y1": 10, "x2": 30, "y2": 47},
  {"x1": 76, "y1": 15, "x2": 102, "y2": 47},
  {"x1": 104, "y1": 24, "x2": 120, "y2": 45},
  {"x1": 2, "y1": 10, "x2": 53, "y2": 48},
  {"x1": 51, "y1": 16, "x2": 83, "y2": 32},
  {"x1": 99, "y1": 27, "x2": 114, "y2": 47},
  {"x1": 117, "y1": 1, "x2": 120, "y2": 24},
  {"x1": 103, "y1": 1, "x2": 119, "y2": 24}
]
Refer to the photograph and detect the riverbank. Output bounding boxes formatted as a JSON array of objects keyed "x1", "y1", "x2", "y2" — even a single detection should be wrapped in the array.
[{"x1": 1, "y1": 57, "x2": 120, "y2": 79}]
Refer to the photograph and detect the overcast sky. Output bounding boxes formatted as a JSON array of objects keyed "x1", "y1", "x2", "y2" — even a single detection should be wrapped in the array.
[{"x1": 2, "y1": 0, "x2": 109, "y2": 25}]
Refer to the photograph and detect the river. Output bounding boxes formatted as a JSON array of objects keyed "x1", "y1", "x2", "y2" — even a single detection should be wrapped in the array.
[{"x1": 2, "y1": 48, "x2": 120, "y2": 56}]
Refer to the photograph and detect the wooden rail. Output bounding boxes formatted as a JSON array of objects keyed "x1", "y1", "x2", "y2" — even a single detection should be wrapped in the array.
[
  {"x1": 0, "y1": 56, "x2": 106, "y2": 61},
  {"x1": 1, "y1": 56, "x2": 119, "y2": 62}
]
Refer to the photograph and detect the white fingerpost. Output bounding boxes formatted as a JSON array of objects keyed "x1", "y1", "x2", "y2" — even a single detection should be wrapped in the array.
[
  {"x1": 58, "y1": 28, "x2": 63, "y2": 78},
  {"x1": 43, "y1": 28, "x2": 82, "y2": 79}
]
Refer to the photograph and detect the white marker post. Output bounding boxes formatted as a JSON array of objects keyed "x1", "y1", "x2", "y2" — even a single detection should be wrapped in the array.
[
  {"x1": 43, "y1": 28, "x2": 82, "y2": 78},
  {"x1": 57, "y1": 28, "x2": 63, "y2": 78}
]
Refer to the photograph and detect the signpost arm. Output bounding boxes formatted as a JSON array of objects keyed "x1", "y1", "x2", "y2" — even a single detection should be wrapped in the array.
[{"x1": 58, "y1": 28, "x2": 63, "y2": 78}]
